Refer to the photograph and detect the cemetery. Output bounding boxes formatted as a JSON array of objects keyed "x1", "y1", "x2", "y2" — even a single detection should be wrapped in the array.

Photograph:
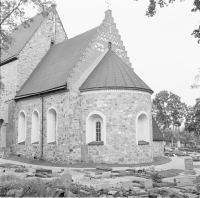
[{"x1": 0, "y1": 155, "x2": 200, "y2": 197}]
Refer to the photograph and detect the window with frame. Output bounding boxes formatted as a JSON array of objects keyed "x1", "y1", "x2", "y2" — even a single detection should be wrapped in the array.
[{"x1": 96, "y1": 121, "x2": 101, "y2": 141}]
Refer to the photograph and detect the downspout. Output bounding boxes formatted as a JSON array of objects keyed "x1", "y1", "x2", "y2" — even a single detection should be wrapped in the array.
[{"x1": 40, "y1": 94, "x2": 44, "y2": 159}]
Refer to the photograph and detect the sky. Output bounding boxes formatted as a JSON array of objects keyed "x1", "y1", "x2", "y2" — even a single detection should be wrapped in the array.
[{"x1": 30, "y1": 0, "x2": 200, "y2": 106}]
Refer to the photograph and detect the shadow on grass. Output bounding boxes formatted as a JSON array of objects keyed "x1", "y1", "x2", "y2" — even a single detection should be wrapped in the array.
[{"x1": 3, "y1": 156, "x2": 171, "y2": 168}]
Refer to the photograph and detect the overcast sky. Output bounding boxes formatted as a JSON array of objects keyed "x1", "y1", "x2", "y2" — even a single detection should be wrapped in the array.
[{"x1": 55, "y1": 1, "x2": 199, "y2": 106}]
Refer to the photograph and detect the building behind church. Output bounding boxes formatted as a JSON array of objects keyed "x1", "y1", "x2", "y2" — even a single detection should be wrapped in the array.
[{"x1": 0, "y1": 7, "x2": 164, "y2": 164}]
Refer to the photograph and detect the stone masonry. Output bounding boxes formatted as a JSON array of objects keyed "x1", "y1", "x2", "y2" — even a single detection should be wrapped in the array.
[
  {"x1": 0, "y1": 10, "x2": 67, "y2": 149},
  {"x1": 81, "y1": 90, "x2": 153, "y2": 164},
  {"x1": 14, "y1": 90, "x2": 155, "y2": 164}
]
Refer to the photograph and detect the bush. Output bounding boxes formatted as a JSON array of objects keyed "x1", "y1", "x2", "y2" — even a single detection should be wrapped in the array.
[{"x1": 148, "y1": 172, "x2": 163, "y2": 183}]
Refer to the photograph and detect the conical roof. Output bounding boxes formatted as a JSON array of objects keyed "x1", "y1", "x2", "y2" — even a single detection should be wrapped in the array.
[{"x1": 80, "y1": 50, "x2": 153, "y2": 94}]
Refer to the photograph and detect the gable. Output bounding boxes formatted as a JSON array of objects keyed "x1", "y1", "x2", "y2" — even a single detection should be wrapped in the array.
[{"x1": 15, "y1": 27, "x2": 98, "y2": 99}]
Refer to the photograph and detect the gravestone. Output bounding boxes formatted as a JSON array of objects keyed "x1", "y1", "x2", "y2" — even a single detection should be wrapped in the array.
[
  {"x1": 121, "y1": 181, "x2": 132, "y2": 189},
  {"x1": 184, "y1": 158, "x2": 196, "y2": 175},
  {"x1": 96, "y1": 166, "x2": 112, "y2": 171},
  {"x1": 195, "y1": 175, "x2": 200, "y2": 183},
  {"x1": 184, "y1": 158, "x2": 193, "y2": 170},
  {"x1": 81, "y1": 144, "x2": 88, "y2": 162},
  {"x1": 60, "y1": 173, "x2": 73, "y2": 183},
  {"x1": 177, "y1": 176, "x2": 193, "y2": 187},
  {"x1": 35, "y1": 168, "x2": 52, "y2": 174},
  {"x1": 143, "y1": 179, "x2": 153, "y2": 189},
  {"x1": 102, "y1": 171, "x2": 111, "y2": 178},
  {"x1": 118, "y1": 170, "x2": 126, "y2": 176}
]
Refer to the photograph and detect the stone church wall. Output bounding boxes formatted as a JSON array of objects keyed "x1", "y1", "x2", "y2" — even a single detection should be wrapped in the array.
[
  {"x1": 81, "y1": 90, "x2": 154, "y2": 164},
  {"x1": 0, "y1": 11, "x2": 67, "y2": 149},
  {"x1": 0, "y1": 60, "x2": 18, "y2": 148},
  {"x1": 13, "y1": 89, "x2": 161, "y2": 164},
  {"x1": 14, "y1": 91, "x2": 82, "y2": 163}
]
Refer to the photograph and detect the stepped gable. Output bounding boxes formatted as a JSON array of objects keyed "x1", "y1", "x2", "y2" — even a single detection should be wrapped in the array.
[
  {"x1": 152, "y1": 117, "x2": 164, "y2": 141},
  {"x1": 15, "y1": 27, "x2": 99, "y2": 99},
  {"x1": 1, "y1": 14, "x2": 45, "y2": 62},
  {"x1": 80, "y1": 49, "x2": 153, "y2": 94}
]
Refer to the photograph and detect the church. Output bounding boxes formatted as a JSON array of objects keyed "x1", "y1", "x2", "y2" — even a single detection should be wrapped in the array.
[{"x1": 0, "y1": 7, "x2": 163, "y2": 164}]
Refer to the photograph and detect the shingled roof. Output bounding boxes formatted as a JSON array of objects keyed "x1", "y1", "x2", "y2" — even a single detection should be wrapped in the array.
[
  {"x1": 15, "y1": 27, "x2": 99, "y2": 99},
  {"x1": 152, "y1": 117, "x2": 164, "y2": 141},
  {"x1": 1, "y1": 14, "x2": 45, "y2": 63},
  {"x1": 80, "y1": 50, "x2": 153, "y2": 94}
]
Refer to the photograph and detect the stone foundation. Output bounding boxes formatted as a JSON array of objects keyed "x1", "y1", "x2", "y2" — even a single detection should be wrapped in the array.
[{"x1": 88, "y1": 144, "x2": 153, "y2": 164}]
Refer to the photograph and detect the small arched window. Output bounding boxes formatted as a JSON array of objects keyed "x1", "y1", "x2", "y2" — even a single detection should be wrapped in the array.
[
  {"x1": 47, "y1": 108, "x2": 57, "y2": 144},
  {"x1": 18, "y1": 111, "x2": 26, "y2": 143},
  {"x1": 136, "y1": 113, "x2": 150, "y2": 145},
  {"x1": 86, "y1": 111, "x2": 106, "y2": 145},
  {"x1": 96, "y1": 121, "x2": 101, "y2": 141},
  {"x1": 31, "y1": 110, "x2": 40, "y2": 144}
]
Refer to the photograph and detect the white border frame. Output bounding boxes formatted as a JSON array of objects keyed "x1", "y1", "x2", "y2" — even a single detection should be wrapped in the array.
[
  {"x1": 135, "y1": 111, "x2": 150, "y2": 145},
  {"x1": 31, "y1": 109, "x2": 40, "y2": 144},
  {"x1": 18, "y1": 110, "x2": 27, "y2": 143},
  {"x1": 86, "y1": 111, "x2": 107, "y2": 145},
  {"x1": 47, "y1": 107, "x2": 58, "y2": 144}
]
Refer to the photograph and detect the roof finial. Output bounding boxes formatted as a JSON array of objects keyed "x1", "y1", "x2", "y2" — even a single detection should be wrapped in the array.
[{"x1": 105, "y1": 0, "x2": 111, "y2": 9}]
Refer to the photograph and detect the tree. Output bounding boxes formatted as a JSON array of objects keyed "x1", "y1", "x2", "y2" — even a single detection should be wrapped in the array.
[
  {"x1": 179, "y1": 130, "x2": 196, "y2": 147},
  {"x1": 152, "y1": 90, "x2": 187, "y2": 129},
  {"x1": 142, "y1": 0, "x2": 200, "y2": 88},
  {"x1": 163, "y1": 128, "x2": 177, "y2": 144},
  {"x1": 0, "y1": 0, "x2": 55, "y2": 53},
  {"x1": 185, "y1": 99, "x2": 200, "y2": 136},
  {"x1": 145, "y1": 0, "x2": 200, "y2": 44}
]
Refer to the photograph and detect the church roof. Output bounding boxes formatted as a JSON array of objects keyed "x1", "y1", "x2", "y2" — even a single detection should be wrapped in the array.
[
  {"x1": 152, "y1": 117, "x2": 164, "y2": 141},
  {"x1": 80, "y1": 50, "x2": 153, "y2": 94},
  {"x1": 1, "y1": 14, "x2": 45, "y2": 63},
  {"x1": 15, "y1": 27, "x2": 99, "y2": 99}
]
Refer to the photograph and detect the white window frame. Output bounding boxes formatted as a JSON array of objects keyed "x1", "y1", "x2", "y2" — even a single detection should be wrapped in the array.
[
  {"x1": 47, "y1": 107, "x2": 58, "y2": 144},
  {"x1": 18, "y1": 110, "x2": 27, "y2": 144},
  {"x1": 31, "y1": 109, "x2": 40, "y2": 144}
]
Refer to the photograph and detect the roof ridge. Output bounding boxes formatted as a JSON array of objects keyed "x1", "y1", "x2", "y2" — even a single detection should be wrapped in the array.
[
  {"x1": 95, "y1": 50, "x2": 107, "y2": 88},
  {"x1": 112, "y1": 50, "x2": 128, "y2": 87},
  {"x1": 110, "y1": 51, "x2": 117, "y2": 87}
]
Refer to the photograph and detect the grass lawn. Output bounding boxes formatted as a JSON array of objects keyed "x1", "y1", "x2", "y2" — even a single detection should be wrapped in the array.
[{"x1": 4, "y1": 156, "x2": 171, "y2": 168}]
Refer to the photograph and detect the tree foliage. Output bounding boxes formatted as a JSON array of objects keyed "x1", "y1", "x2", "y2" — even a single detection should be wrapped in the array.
[
  {"x1": 0, "y1": 0, "x2": 55, "y2": 53},
  {"x1": 145, "y1": 0, "x2": 200, "y2": 44},
  {"x1": 152, "y1": 90, "x2": 187, "y2": 129},
  {"x1": 179, "y1": 130, "x2": 197, "y2": 147},
  {"x1": 185, "y1": 99, "x2": 200, "y2": 136}
]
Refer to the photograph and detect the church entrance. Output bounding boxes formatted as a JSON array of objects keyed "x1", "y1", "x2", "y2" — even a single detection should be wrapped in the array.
[{"x1": 86, "y1": 111, "x2": 106, "y2": 145}]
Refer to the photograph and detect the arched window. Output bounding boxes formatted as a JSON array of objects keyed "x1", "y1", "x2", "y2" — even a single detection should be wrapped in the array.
[
  {"x1": 47, "y1": 108, "x2": 57, "y2": 144},
  {"x1": 136, "y1": 113, "x2": 150, "y2": 145},
  {"x1": 86, "y1": 111, "x2": 106, "y2": 145},
  {"x1": 31, "y1": 110, "x2": 40, "y2": 144},
  {"x1": 18, "y1": 111, "x2": 26, "y2": 143},
  {"x1": 96, "y1": 121, "x2": 101, "y2": 141}
]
